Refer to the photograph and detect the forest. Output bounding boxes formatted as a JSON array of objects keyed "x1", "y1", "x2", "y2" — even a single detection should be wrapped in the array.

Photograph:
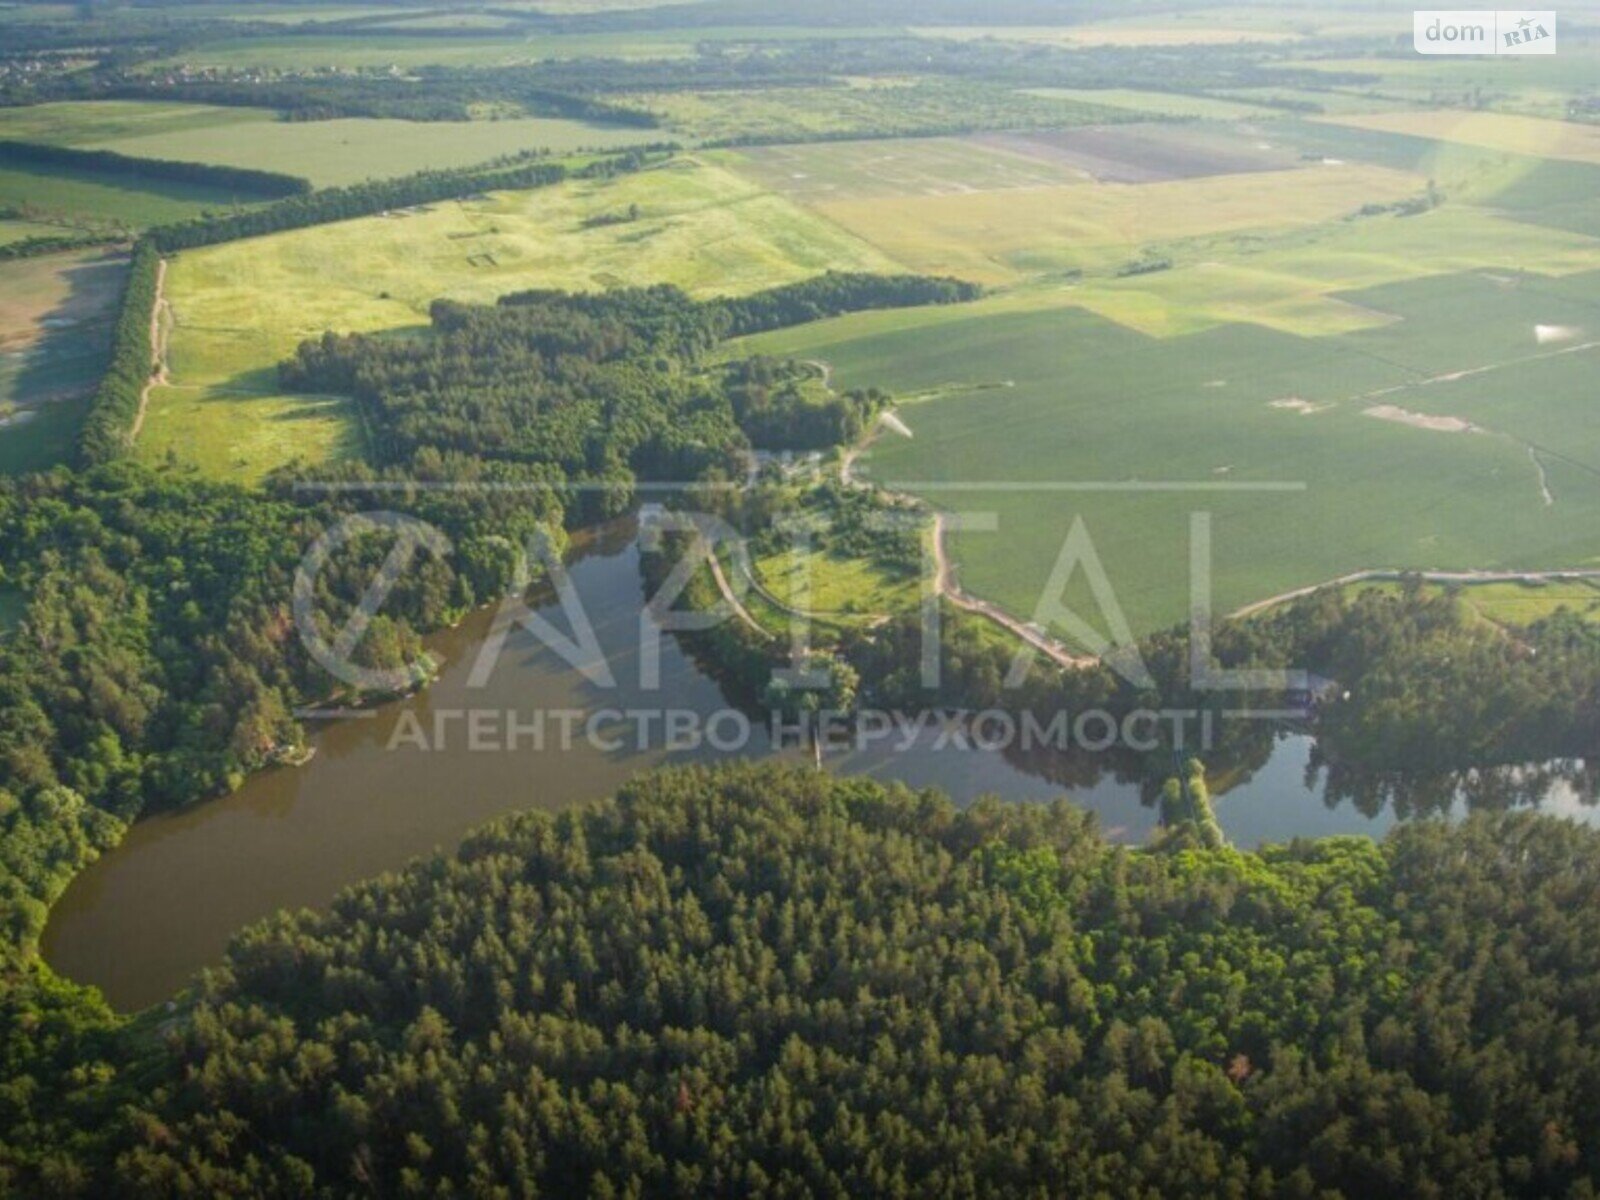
[
  {"x1": 10, "y1": 763, "x2": 1600, "y2": 1196},
  {"x1": 279, "y1": 274, "x2": 977, "y2": 477}
]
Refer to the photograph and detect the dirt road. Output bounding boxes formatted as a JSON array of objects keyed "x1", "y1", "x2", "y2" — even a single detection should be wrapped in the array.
[{"x1": 129, "y1": 256, "x2": 169, "y2": 443}]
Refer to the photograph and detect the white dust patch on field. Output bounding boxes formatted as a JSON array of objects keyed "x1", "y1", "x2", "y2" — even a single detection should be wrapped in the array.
[
  {"x1": 1270, "y1": 397, "x2": 1332, "y2": 415},
  {"x1": 1529, "y1": 447, "x2": 1555, "y2": 506},
  {"x1": 1364, "y1": 404, "x2": 1481, "y2": 433},
  {"x1": 1536, "y1": 324, "x2": 1581, "y2": 345},
  {"x1": 879, "y1": 411, "x2": 914, "y2": 439}
]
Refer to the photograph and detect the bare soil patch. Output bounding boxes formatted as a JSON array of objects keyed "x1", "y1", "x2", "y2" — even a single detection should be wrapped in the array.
[
  {"x1": 1364, "y1": 404, "x2": 1481, "y2": 434},
  {"x1": 971, "y1": 123, "x2": 1299, "y2": 183}
]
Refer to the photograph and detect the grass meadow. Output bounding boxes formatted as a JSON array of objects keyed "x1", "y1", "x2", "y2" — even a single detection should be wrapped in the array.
[
  {"x1": 0, "y1": 161, "x2": 257, "y2": 228},
  {"x1": 142, "y1": 156, "x2": 900, "y2": 482},
  {"x1": 0, "y1": 101, "x2": 655, "y2": 188},
  {"x1": 750, "y1": 545, "x2": 919, "y2": 625},
  {"x1": 804, "y1": 163, "x2": 1425, "y2": 285}
]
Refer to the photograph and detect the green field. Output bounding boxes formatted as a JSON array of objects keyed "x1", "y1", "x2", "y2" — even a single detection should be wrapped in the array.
[
  {"x1": 142, "y1": 156, "x2": 900, "y2": 482},
  {"x1": 148, "y1": 34, "x2": 693, "y2": 69},
  {"x1": 625, "y1": 82, "x2": 1127, "y2": 143},
  {"x1": 913, "y1": 22, "x2": 1304, "y2": 47},
  {"x1": 740, "y1": 266, "x2": 1600, "y2": 645},
  {"x1": 720, "y1": 138, "x2": 1085, "y2": 201},
  {"x1": 0, "y1": 161, "x2": 258, "y2": 228},
  {"x1": 146, "y1": 26, "x2": 902, "y2": 71},
  {"x1": 0, "y1": 100, "x2": 267, "y2": 145},
  {"x1": 715, "y1": 112, "x2": 1600, "y2": 646},
  {"x1": 1323, "y1": 111, "x2": 1600, "y2": 168},
  {"x1": 806, "y1": 161, "x2": 1426, "y2": 287},
  {"x1": 750, "y1": 544, "x2": 919, "y2": 626},
  {"x1": 0, "y1": 249, "x2": 126, "y2": 475},
  {"x1": 0, "y1": 218, "x2": 72, "y2": 246},
  {"x1": 0, "y1": 101, "x2": 656, "y2": 188},
  {"x1": 1021, "y1": 88, "x2": 1273, "y2": 120}
]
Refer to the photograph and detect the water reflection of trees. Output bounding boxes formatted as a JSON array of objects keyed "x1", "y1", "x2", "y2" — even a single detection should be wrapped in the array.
[
  {"x1": 1307, "y1": 745, "x2": 1599, "y2": 822},
  {"x1": 1005, "y1": 720, "x2": 1598, "y2": 829}
]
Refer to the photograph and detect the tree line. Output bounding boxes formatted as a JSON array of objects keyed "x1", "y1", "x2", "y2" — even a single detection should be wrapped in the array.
[
  {"x1": 142, "y1": 152, "x2": 589, "y2": 253},
  {"x1": 76, "y1": 241, "x2": 158, "y2": 467}
]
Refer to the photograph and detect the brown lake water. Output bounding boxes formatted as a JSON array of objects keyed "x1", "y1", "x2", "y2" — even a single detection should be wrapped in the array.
[{"x1": 41, "y1": 521, "x2": 1599, "y2": 1011}]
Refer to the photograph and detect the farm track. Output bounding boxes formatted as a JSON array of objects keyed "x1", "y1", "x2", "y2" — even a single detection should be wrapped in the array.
[
  {"x1": 129, "y1": 256, "x2": 169, "y2": 444},
  {"x1": 841, "y1": 393, "x2": 1098, "y2": 671},
  {"x1": 928, "y1": 511, "x2": 1099, "y2": 670},
  {"x1": 1230, "y1": 568, "x2": 1600, "y2": 621},
  {"x1": 704, "y1": 549, "x2": 772, "y2": 640}
]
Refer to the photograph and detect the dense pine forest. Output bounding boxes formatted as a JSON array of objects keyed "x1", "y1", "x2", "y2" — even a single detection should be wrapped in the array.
[
  {"x1": 278, "y1": 274, "x2": 973, "y2": 475},
  {"x1": 7, "y1": 764, "x2": 1600, "y2": 1196}
]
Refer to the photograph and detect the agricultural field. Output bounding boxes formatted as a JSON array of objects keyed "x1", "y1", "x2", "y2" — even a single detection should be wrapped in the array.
[
  {"x1": 140, "y1": 156, "x2": 900, "y2": 481},
  {"x1": 1019, "y1": 88, "x2": 1275, "y2": 120},
  {"x1": 622, "y1": 82, "x2": 1129, "y2": 144},
  {"x1": 0, "y1": 101, "x2": 655, "y2": 188},
  {"x1": 742, "y1": 267, "x2": 1600, "y2": 645},
  {"x1": 1322, "y1": 110, "x2": 1600, "y2": 167},
  {"x1": 1055, "y1": 205, "x2": 1600, "y2": 336},
  {"x1": 146, "y1": 34, "x2": 692, "y2": 70},
  {"x1": 729, "y1": 118, "x2": 1600, "y2": 331},
  {"x1": 145, "y1": 26, "x2": 902, "y2": 71},
  {"x1": 804, "y1": 160, "x2": 1424, "y2": 286},
  {"x1": 0, "y1": 161, "x2": 257, "y2": 229},
  {"x1": 0, "y1": 249, "x2": 126, "y2": 475},
  {"x1": 0, "y1": 101, "x2": 268, "y2": 146},
  {"x1": 719, "y1": 138, "x2": 1085, "y2": 202},
  {"x1": 912, "y1": 23, "x2": 1304, "y2": 48},
  {"x1": 1204, "y1": 86, "x2": 1411, "y2": 116}
]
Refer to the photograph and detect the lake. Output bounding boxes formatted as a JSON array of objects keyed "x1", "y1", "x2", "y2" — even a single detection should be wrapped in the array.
[{"x1": 41, "y1": 520, "x2": 1599, "y2": 1010}]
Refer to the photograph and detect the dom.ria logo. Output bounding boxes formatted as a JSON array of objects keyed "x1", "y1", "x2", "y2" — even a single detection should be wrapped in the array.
[{"x1": 1414, "y1": 10, "x2": 1556, "y2": 53}]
